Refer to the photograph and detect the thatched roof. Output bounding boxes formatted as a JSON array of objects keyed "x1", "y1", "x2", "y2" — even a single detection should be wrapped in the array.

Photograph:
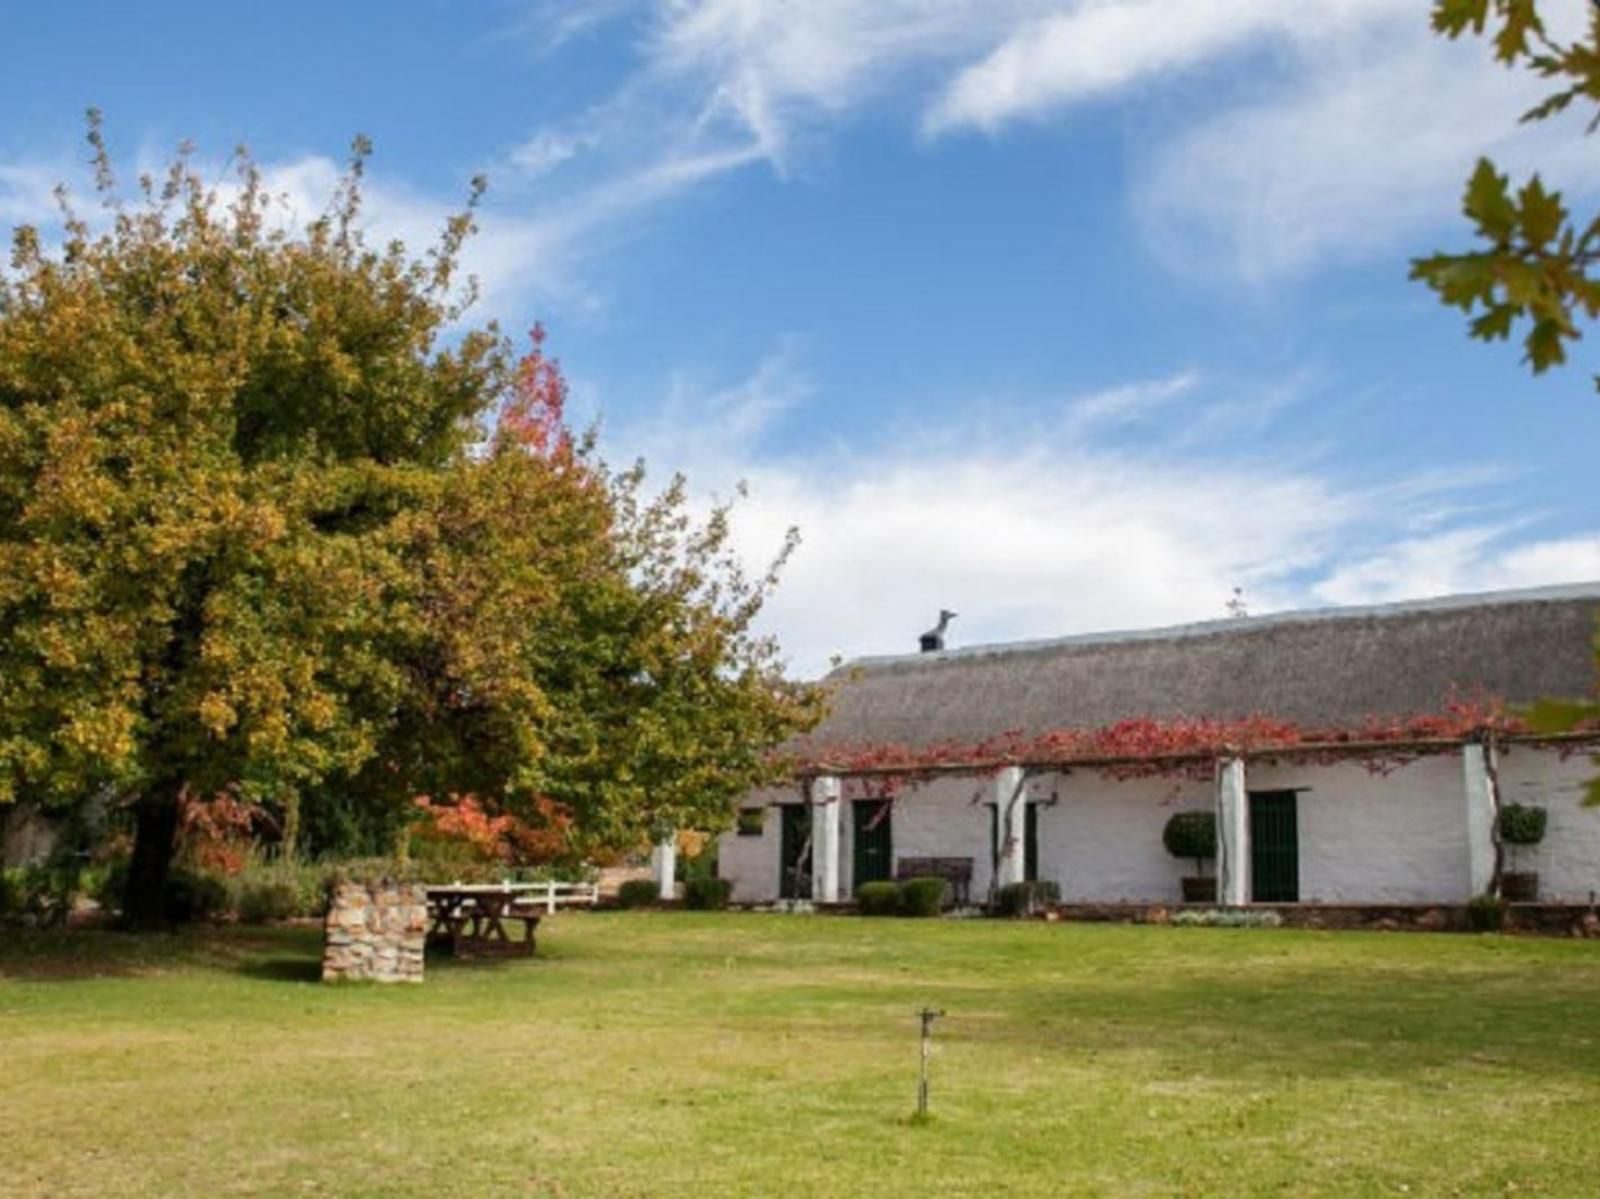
[{"x1": 807, "y1": 584, "x2": 1600, "y2": 749}]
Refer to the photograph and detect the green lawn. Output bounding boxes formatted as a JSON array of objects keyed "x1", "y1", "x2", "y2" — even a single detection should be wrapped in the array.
[{"x1": 4, "y1": 914, "x2": 1600, "y2": 1197}]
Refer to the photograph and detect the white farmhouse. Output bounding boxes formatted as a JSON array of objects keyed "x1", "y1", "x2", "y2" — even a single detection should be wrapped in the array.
[{"x1": 718, "y1": 584, "x2": 1600, "y2": 909}]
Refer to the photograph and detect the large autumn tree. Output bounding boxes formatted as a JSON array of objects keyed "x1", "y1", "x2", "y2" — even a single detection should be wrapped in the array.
[{"x1": 0, "y1": 116, "x2": 822, "y2": 923}]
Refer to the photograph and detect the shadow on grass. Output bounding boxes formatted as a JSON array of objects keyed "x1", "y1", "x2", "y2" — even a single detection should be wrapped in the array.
[
  {"x1": 0, "y1": 925, "x2": 321, "y2": 982},
  {"x1": 236, "y1": 956, "x2": 323, "y2": 984}
]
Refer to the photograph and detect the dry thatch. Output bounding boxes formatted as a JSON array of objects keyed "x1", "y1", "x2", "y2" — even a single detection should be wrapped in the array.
[{"x1": 807, "y1": 584, "x2": 1600, "y2": 749}]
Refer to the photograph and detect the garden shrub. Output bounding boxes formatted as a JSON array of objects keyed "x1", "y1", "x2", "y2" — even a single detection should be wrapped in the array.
[
  {"x1": 237, "y1": 880, "x2": 301, "y2": 924},
  {"x1": 1498, "y1": 803, "x2": 1548, "y2": 846},
  {"x1": 1467, "y1": 893, "x2": 1506, "y2": 932},
  {"x1": 162, "y1": 869, "x2": 230, "y2": 924},
  {"x1": 899, "y1": 877, "x2": 947, "y2": 917},
  {"x1": 682, "y1": 876, "x2": 732, "y2": 911},
  {"x1": 617, "y1": 879, "x2": 660, "y2": 909},
  {"x1": 91, "y1": 858, "x2": 130, "y2": 914},
  {"x1": 856, "y1": 880, "x2": 901, "y2": 916},
  {"x1": 995, "y1": 880, "x2": 1061, "y2": 918},
  {"x1": 1162, "y1": 811, "x2": 1217, "y2": 872},
  {"x1": 0, "y1": 867, "x2": 25, "y2": 921}
]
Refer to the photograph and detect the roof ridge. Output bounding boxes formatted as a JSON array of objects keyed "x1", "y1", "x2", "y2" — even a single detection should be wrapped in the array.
[{"x1": 834, "y1": 580, "x2": 1600, "y2": 676}]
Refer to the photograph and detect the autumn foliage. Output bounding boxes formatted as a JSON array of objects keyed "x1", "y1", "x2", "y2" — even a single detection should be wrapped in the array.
[
  {"x1": 787, "y1": 696, "x2": 1581, "y2": 793},
  {"x1": 0, "y1": 117, "x2": 822, "y2": 924}
]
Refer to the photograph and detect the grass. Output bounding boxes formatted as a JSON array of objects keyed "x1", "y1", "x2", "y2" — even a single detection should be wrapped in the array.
[{"x1": 4, "y1": 914, "x2": 1600, "y2": 1197}]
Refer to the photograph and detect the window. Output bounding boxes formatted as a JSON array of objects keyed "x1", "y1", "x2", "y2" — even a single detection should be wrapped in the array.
[{"x1": 736, "y1": 808, "x2": 765, "y2": 836}]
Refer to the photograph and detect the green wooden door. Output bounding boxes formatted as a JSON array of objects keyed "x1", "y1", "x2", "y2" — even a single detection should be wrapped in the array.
[
  {"x1": 1249, "y1": 791, "x2": 1299, "y2": 902},
  {"x1": 852, "y1": 800, "x2": 893, "y2": 891},
  {"x1": 779, "y1": 804, "x2": 812, "y2": 900}
]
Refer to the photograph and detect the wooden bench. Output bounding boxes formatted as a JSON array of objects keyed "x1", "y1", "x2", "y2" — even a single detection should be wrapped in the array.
[{"x1": 895, "y1": 857, "x2": 974, "y2": 907}]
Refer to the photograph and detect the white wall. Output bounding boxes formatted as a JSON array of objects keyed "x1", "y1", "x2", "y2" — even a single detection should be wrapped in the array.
[
  {"x1": 717, "y1": 785, "x2": 791, "y2": 903},
  {"x1": 1496, "y1": 744, "x2": 1600, "y2": 902},
  {"x1": 718, "y1": 746, "x2": 1600, "y2": 905},
  {"x1": 1248, "y1": 755, "x2": 1467, "y2": 903},
  {"x1": 854, "y1": 776, "x2": 991, "y2": 900},
  {"x1": 1035, "y1": 772, "x2": 1207, "y2": 903}
]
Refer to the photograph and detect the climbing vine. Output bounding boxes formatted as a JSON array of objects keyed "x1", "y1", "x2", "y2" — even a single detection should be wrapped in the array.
[{"x1": 780, "y1": 695, "x2": 1600, "y2": 797}]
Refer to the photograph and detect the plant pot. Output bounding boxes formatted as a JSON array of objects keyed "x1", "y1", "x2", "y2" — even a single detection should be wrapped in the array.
[
  {"x1": 1501, "y1": 871, "x2": 1539, "y2": 902},
  {"x1": 1181, "y1": 876, "x2": 1217, "y2": 903}
]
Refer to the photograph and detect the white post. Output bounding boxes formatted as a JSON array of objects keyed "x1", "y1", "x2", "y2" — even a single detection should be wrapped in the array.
[
  {"x1": 994, "y1": 766, "x2": 1028, "y2": 890},
  {"x1": 651, "y1": 833, "x2": 677, "y2": 902},
  {"x1": 1216, "y1": 757, "x2": 1249, "y2": 906},
  {"x1": 1462, "y1": 741, "x2": 1498, "y2": 898},
  {"x1": 812, "y1": 776, "x2": 842, "y2": 903}
]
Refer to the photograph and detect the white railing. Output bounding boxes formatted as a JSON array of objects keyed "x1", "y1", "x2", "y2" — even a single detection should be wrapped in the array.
[{"x1": 513, "y1": 880, "x2": 601, "y2": 914}]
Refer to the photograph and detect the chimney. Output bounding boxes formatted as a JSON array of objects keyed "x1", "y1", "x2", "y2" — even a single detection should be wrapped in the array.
[{"x1": 919, "y1": 609, "x2": 957, "y2": 654}]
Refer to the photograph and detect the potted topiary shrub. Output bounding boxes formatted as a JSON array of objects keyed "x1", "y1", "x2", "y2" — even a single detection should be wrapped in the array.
[
  {"x1": 1163, "y1": 810, "x2": 1217, "y2": 903},
  {"x1": 1499, "y1": 802, "x2": 1548, "y2": 902}
]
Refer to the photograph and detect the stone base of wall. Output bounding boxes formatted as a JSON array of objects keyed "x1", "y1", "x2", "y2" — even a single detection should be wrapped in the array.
[
  {"x1": 322, "y1": 881, "x2": 429, "y2": 983},
  {"x1": 1049, "y1": 901, "x2": 1600, "y2": 937}
]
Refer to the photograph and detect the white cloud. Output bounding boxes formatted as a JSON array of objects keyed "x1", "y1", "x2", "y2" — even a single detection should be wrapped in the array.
[
  {"x1": 1060, "y1": 370, "x2": 1199, "y2": 437},
  {"x1": 924, "y1": 0, "x2": 1400, "y2": 134},
  {"x1": 510, "y1": 0, "x2": 1600, "y2": 284},
  {"x1": 1315, "y1": 529, "x2": 1600, "y2": 607},
  {"x1": 0, "y1": 161, "x2": 68, "y2": 227},
  {"x1": 0, "y1": 146, "x2": 587, "y2": 321},
  {"x1": 1136, "y1": 10, "x2": 1600, "y2": 280},
  {"x1": 604, "y1": 351, "x2": 1596, "y2": 678}
]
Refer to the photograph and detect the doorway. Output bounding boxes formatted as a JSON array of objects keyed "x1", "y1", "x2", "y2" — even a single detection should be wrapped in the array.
[
  {"x1": 1249, "y1": 790, "x2": 1299, "y2": 902},
  {"x1": 778, "y1": 804, "x2": 811, "y2": 900},
  {"x1": 852, "y1": 799, "x2": 893, "y2": 891}
]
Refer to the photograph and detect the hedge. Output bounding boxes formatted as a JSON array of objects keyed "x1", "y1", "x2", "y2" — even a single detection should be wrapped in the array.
[
  {"x1": 617, "y1": 879, "x2": 660, "y2": 909},
  {"x1": 856, "y1": 880, "x2": 901, "y2": 916},
  {"x1": 898, "y1": 877, "x2": 947, "y2": 917},
  {"x1": 995, "y1": 880, "x2": 1060, "y2": 918},
  {"x1": 683, "y1": 876, "x2": 733, "y2": 911}
]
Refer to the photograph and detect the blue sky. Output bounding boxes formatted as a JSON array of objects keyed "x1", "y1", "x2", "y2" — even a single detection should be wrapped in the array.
[{"x1": 5, "y1": 1, "x2": 1600, "y2": 674}]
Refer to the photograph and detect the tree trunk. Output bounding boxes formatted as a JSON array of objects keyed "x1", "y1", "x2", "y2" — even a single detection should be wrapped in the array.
[{"x1": 123, "y1": 796, "x2": 179, "y2": 929}]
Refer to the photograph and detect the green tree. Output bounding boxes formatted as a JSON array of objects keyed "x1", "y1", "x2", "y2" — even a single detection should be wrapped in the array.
[
  {"x1": 0, "y1": 115, "x2": 821, "y2": 922},
  {"x1": 1414, "y1": 2, "x2": 1600, "y2": 793}
]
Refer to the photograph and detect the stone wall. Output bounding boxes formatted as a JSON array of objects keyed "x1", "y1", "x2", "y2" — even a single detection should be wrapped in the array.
[{"x1": 322, "y1": 881, "x2": 428, "y2": 983}]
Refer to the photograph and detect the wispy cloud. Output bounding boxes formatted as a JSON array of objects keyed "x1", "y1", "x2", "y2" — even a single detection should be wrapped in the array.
[
  {"x1": 923, "y1": 0, "x2": 1398, "y2": 134},
  {"x1": 1135, "y1": 10, "x2": 1600, "y2": 281},
  {"x1": 506, "y1": 1, "x2": 1600, "y2": 287},
  {"x1": 602, "y1": 349, "x2": 1589, "y2": 676}
]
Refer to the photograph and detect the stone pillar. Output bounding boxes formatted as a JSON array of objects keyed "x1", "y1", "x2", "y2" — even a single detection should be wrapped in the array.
[
  {"x1": 322, "y1": 881, "x2": 428, "y2": 983},
  {"x1": 1462, "y1": 741, "x2": 1498, "y2": 898},
  {"x1": 1216, "y1": 757, "x2": 1249, "y2": 906},
  {"x1": 994, "y1": 766, "x2": 1028, "y2": 890},
  {"x1": 811, "y1": 775, "x2": 842, "y2": 903},
  {"x1": 651, "y1": 833, "x2": 678, "y2": 902}
]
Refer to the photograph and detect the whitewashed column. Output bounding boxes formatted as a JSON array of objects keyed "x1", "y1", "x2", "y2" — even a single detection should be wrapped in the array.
[
  {"x1": 1462, "y1": 741, "x2": 1498, "y2": 898},
  {"x1": 994, "y1": 766, "x2": 1028, "y2": 889},
  {"x1": 651, "y1": 833, "x2": 677, "y2": 901},
  {"x1": 811, "y1": 776, "x2": 842, "y2": 903},
  {"x1": 1216, "y1": 757, "x2": 1249, "y2": 906}
]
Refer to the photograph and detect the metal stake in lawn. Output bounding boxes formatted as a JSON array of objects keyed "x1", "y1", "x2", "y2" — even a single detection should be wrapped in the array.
[{"x1": 917, "y1": 1007, "x2": 945, "y2": 1118}]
